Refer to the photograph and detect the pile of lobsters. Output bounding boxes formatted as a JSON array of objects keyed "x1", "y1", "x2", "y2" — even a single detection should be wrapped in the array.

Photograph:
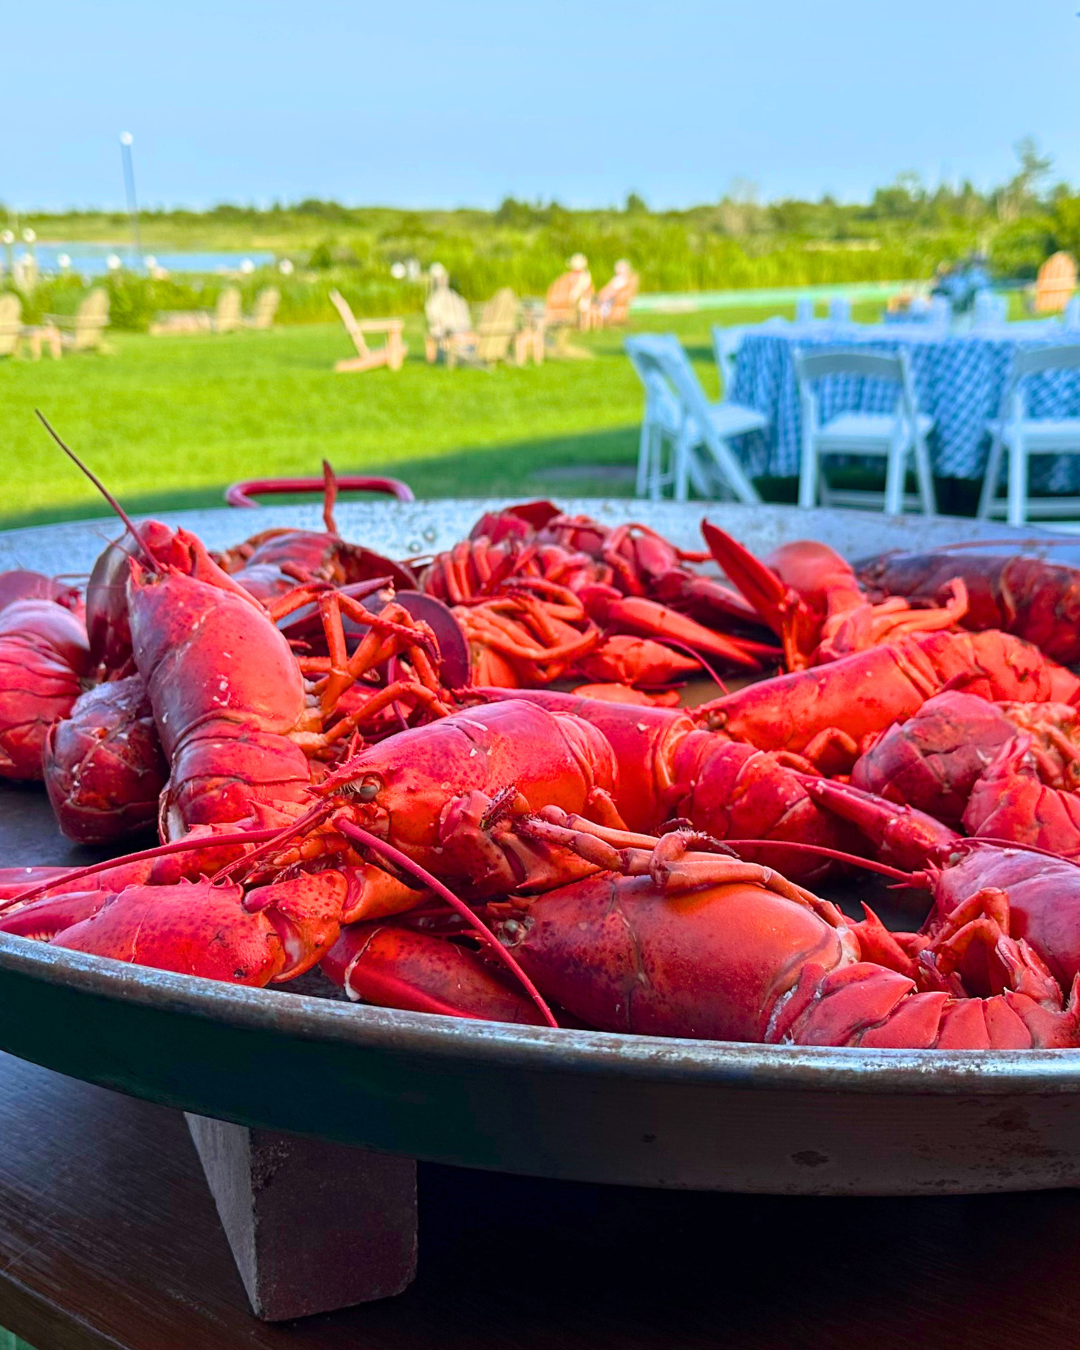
[{"x1": 4, "y1": 484, "x2": 1080, "y2": 1051}]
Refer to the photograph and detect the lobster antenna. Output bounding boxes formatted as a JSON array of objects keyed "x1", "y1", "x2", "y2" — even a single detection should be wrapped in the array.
[
  {"x1": 208, "y1": 799, "x2": 339, "y2": 883},
  {"x1": 321, "y1": 458, "x2": 339, "y2": 536},
  {"x1": 716, "y1": 837, "x2": 914, "y2": 883},
  {"x1": 910, "y1": 537, "x2": 1080, "y2": 554},
  {"x1": 657, "y1": 636, "x2": 730, "y2": 695},
  {"x1": 970, "y1": 833, "x2": 1080, "y2": 868},
  {"x1": 333, "y1": 816, "x2": 558, "y2": 1028},
  {"x1": 9, "y1": 826, "x2": 291, "y2": 907},
  {"x1": 35, "y1": 411, "x2": 158, "y2": 568}
]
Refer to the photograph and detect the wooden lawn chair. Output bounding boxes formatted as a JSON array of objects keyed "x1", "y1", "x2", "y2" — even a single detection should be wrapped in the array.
[
  {"x1": 41, "y1": 288, "x2": 111, "y2": 353},
  {"x1": 211, "y1": 286, "x2": 243, "y2": 333},
  {"x1": 475, "y1": 288, "x2": 521, "y2": 364},
  {"x1": 544, "y1": 264, "x2": 594, "y2": 358},
  {"x1": 0, "y1": 294, "x2": 22, "y2": 357},
  {"x1": 604, "y1": 270, "x2": 639, "y2": 326},
  {"x1": 149, "y1": 309, "x2": 208, "y2": 335},
  {"x1": 590, "y1": 268, "x2": 639, "y2": 329},
  {"x1": 329, "y1": 289, "x2": 407, "y2": 373},
  {"x1": 150, "y1": 285, "x2": 242, "y2": 336},
  {"x1": 545, "y1": 269, "x2": 594, "y2": 328},
  {"x1": 514, "y1": 301, "x2": 546, "y2": 365},
  {"x1": 440, "y1": 288, "x2": 523, "y2": 369},
  {"x1": 245, "y1": 286, "x2": 280, "y2": 330},
  {"x1": 1034, "y1": 253, "x2": 1077, "y2": 314},
  {"x1": 424, "y1": 285, "x2": 474, "y2": 364}
]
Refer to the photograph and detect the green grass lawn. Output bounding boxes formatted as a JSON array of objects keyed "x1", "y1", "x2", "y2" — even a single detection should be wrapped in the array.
[{"x1": 0, "y1": 301, "x2": 883, "y2": 529}]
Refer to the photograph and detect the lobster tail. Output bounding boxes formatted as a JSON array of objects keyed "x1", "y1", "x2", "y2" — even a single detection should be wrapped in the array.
[
  {"x1": 850, "y1": 691, "x2": 1018, "y2": 825},
  {"x1": 772, "y1": 961, "x2": 1080, "y2": 1049},
  {"x1": 962, "y1": 735, "x2": 1080, "y2": 859}
]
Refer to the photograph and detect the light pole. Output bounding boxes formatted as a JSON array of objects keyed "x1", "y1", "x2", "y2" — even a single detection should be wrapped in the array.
[{"x1": 119, "y1": 131, "x2": 141, "y2": 267}]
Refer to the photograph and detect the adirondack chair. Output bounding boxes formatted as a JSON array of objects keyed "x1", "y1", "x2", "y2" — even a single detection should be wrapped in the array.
[
  {"x1": 514, "y1": 301, "x2": 546, "y2": 365},
  {"x1": 545, "y1": 255, "x2": 594, "y2": 328},
  {"x1": 329, "y1": 288, "x2": 407, "y2": 373},
  {"x1": 211, "y1": 286, "x2": 243, "y2": 333},
  {"x1": 424, "y1": 279, "x2": 474, "y2": 364},
  {"x1": 437, "y1": 288, "x2": 524, "y2": 369},
  {"x1": 41, "y1": 288, "x2": 111, "y2": 353},
  {"x1": 0, "y1": 294, "x2": 21, "y2": 357},
  {"x1": 475, "y1": 288, "x2": 521, "y2": 364},
  {"x1": 545, "y1": 255, "x2": 594, "y2": 358},
  {"x1": 589, "y1": 262, "x2": 639, "y2": 329},
  {"x1": 1033, "y1": 252, "x2": 1077, "y2": 314},
  {"x1": 244, "y1": 286, "x2": 280, "y2": 330},
  {"x1": 149, "y1": 308, "x2": 204, "y2": 335},
  {"x1": 150, "y1": 285, "x2": 243, "y2": 335}
]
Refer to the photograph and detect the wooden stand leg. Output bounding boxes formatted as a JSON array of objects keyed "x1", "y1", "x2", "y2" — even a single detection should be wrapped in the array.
[{"x1": 185, "y1": 1114, "x2": 417, "y2": 1322}]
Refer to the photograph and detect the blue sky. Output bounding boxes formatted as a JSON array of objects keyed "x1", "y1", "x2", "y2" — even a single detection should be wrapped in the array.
[{"x1": 3, "y1": 0, "x2": 1079, "y2": 212}]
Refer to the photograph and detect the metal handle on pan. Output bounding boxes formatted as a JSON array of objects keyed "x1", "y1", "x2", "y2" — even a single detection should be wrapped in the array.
[{"x1": 225, "y1": 474, "x2": 415, "y2": 506}]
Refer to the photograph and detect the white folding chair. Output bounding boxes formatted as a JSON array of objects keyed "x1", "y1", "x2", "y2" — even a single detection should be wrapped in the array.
[
  {"x1": 625, "y1": 336, "x2": 683, "y2": 499},
  {"x1": 1061, "y1": 296, "x2": 1080, "y2": 331},
  {"x1": 666, "y1": 331, "x2": 762, "y2": 501},
  {"x1": 626, "y1": 334, "x2": 762, "y2": 502},
  {"x1": 828, "y1": 296, "x2": 852, "y2": 323},
  {"x1": 794, "y1": 348, "x2": 936, "y2": 515},
  {"x1": 795, "y1": 296, "x2": 815, "y2": 323},
  {"x1": 978, "y1": 344, "x2": 1080, "y2": 525}
]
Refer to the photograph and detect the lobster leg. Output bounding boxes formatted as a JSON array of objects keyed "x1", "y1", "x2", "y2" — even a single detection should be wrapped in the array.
[
  {"x1": 305, "y1": 591, "x2": 443, "y2": 713},
  {"x1": 454, "y1": 599, "x2": 600, "y2": 683},
  {"x1": 801, "y1": 775, "x2": 962, "y2": 870},
  {"x1": 815, "y1": 581, "x2": 969, "y2": 665},
  {"x1": 311, "y1": 681, "x2": 454, "y2": 751}
]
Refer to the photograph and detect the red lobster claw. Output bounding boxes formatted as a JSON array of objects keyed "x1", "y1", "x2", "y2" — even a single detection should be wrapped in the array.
[{"x1": 1, "y1": 873, "x2": 351, "y2": 986}]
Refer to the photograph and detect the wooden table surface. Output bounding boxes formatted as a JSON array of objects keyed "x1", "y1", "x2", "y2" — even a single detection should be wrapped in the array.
[{"x1": 0, "y1": 1046, "x2": 1076, "y2": 1350}]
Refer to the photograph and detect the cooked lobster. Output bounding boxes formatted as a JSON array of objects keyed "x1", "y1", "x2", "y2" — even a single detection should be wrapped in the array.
[
  {"x1": 855, "y1": 547, "x2": 1080, "y2": 666},
  {"x1": 10, "y1": 470, "x2": 1080, "y2": 1056}
]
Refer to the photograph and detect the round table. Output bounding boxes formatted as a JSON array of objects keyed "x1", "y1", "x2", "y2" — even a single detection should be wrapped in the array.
[{"x1": 731, "y1": 318, "x2": 1080, "y2": 492}]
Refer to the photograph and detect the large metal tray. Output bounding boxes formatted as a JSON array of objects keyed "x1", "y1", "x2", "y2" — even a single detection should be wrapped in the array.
[{"x1": 2, "y1": 500, "x2": 1080, "y2": 1198}]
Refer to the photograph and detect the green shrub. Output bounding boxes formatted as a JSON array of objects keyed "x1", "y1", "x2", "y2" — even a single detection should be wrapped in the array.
[
  {"x1": 990, "y1": 221, "x2": 1056, "y2": 280},
  {"x1": 15, "y1": 188, "x2": 1080, "y2": 324},
  {"x1": 1051, "y1": 196, "x2": 1080, "y2": 258},
  {"x1": 307, "y1": 240, "x2": 336, "y2": 269}
]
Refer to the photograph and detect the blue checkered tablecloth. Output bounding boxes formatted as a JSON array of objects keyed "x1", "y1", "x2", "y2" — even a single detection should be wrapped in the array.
[{"x1": 729, "y1": 319, "x2": 1080, "y2": 491}]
